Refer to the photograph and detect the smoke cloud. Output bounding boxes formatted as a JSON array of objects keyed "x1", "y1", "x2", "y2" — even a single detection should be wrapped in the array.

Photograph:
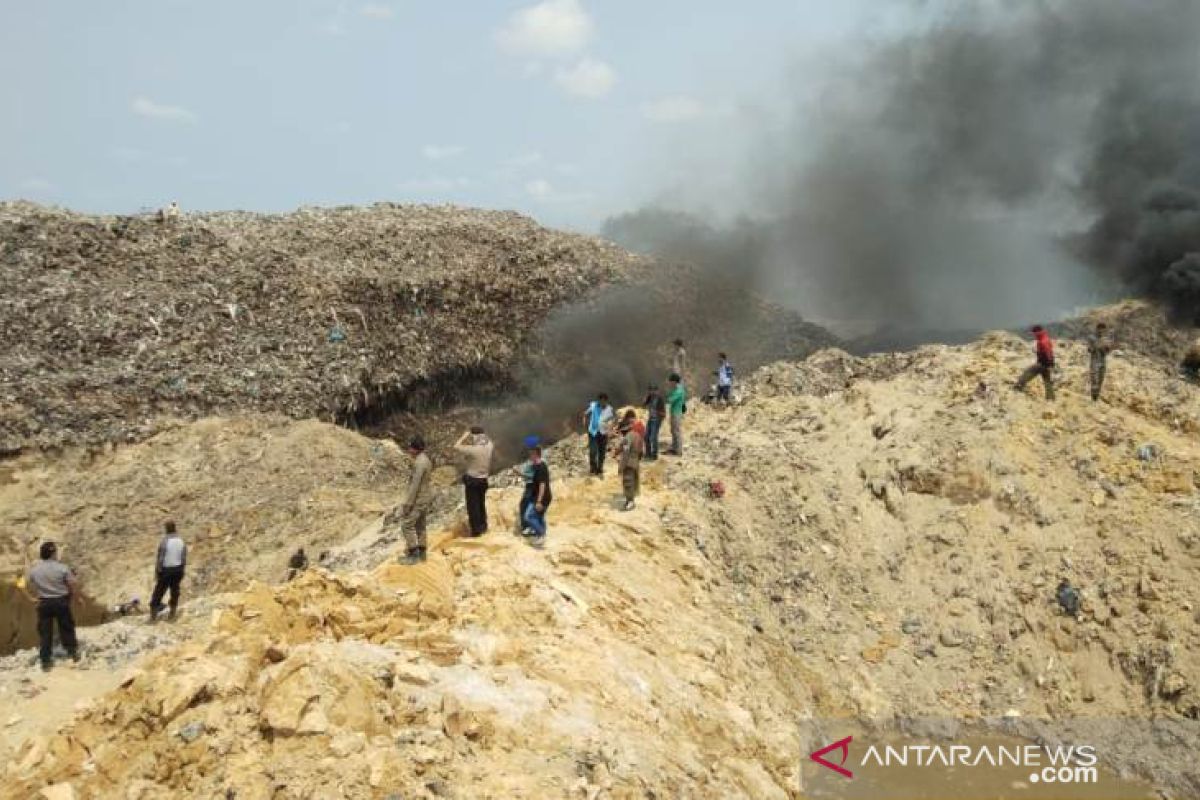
[{"x1": 608, "y1": 0, "x2": 1200, "y2": 332}]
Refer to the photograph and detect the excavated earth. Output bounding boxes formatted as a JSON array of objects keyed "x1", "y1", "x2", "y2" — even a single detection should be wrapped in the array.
[{"x1": 1, "y1": 310, "x2": 1199, "y2": 798}]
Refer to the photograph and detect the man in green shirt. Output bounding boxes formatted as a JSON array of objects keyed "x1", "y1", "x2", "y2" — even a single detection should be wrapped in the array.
[{"x1": 666, "y1": 373, "x2": 687, "y2": 456}]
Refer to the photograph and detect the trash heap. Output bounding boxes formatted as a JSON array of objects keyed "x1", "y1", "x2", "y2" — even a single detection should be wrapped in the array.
[{"x1": 0, "y1": 202, "x2": 650, "y2": 453}]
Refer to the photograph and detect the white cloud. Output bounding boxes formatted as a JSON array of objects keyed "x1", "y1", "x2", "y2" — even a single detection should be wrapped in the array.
[
  {"x1": 641, "y1": 95, "x2": 707, "y2": 123},
  {"x1": 19, "y1": 177, "x2": 54, "y2": 192},
  {"x1": 422, "y1": 144, "x2": 465, "y2": 160},
  {"x1": 553, "y1": 58, "x2": 616, "y2": 98},
  {"x1": 131, "y1": 96, "x2": 197, "y2": 123},
  {"x1": 495, "y1": 0, "x2": 592, "y2": 57},
  {"x1": 398, "y1": 176, "x2": 471, "y2": 194},
  {"x1": 360, "y1": 3, "x2": 393, "y2": 19},
  {"x1": 505, "y1": 151, "x2": 544, "y2": 168},
  {"x1": 525, "y1": 178, "x2": 555, "y2": 199}
]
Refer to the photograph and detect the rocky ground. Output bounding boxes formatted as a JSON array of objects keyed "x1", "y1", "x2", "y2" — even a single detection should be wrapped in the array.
[{"x1": 1, "y1": 310, "x2": 1198, "y2": 798}]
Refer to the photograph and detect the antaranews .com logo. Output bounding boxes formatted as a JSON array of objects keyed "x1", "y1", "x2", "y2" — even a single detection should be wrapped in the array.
[{"x1": 810, "y1": 735, "x2": 1100, "y2": 786}]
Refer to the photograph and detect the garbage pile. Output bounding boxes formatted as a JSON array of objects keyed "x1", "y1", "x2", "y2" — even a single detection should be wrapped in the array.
[{"x1": 0, "y1": 202, "x2": 650, "y2": 453}]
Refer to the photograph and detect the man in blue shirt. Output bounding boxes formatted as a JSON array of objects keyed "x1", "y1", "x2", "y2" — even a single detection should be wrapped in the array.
[
  {"x1": 716, "y1": 353, "x2": 734, "y2": 404},
  {"x1": 582, "y1": 393, "x2": 615, "y2": 476}
]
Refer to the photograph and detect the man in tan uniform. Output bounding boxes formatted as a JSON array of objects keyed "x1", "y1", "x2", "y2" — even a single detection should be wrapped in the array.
[
  {"x1": 454, "y1": 426, "x2": 493, "y2": 536},
  {"x1": 399, "y1": 436, "x2": 434, "y2": 565}
]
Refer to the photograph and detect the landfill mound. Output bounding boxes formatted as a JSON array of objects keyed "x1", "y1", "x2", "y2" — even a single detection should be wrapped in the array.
[
  {"x1": 0, "y1": 202, "x2": 649, "y2": 453},
  {"x1": 4, "y1": 312, "x2": 1200, "y2": 797}
]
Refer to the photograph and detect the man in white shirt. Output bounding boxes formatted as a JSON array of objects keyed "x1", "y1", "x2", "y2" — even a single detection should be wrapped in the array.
[{"x1": 150, "y1": 520, "x2": 187, "y2": 621}]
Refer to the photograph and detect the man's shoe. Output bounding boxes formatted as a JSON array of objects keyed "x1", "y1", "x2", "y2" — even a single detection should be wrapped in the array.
[
  {"x1": 69, "y1": 650, "x2": 81, "y2": 663},
  {"x1": 40, "y1": 661, "x2": 52, "y2": 672},
  {"x1": 399, "y1": 549, "x2": 421, "y2": 566},
  {"x1": 624, "y1": 500, "x2": 635, "y2": 511},
  {"x1": 417, "y1": 547, "x2": 428, "y2": 562}
]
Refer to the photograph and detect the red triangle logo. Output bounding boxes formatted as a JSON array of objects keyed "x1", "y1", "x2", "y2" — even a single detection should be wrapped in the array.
[{"x1": 810, "y1": 735, "x2": 854, "y2": 778}]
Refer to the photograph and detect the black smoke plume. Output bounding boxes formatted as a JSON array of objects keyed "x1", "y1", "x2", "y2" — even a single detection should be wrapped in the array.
[{"x1": 608, "y1": 0, "x2": 1200, "y2": 331}]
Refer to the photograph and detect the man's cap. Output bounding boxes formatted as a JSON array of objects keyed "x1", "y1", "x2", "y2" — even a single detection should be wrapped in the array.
[{"x1": 523, "y1": 434, "x2": 540, "y2": 449}]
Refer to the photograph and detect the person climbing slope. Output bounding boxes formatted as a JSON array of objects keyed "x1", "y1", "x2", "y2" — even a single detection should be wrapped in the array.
[
  {"x1": 1086, "y1": 322, "x2": 1115, "y2": 401},
  {"x1": 715, "y1": 352, "x2": 735, "y2": 404},
  {"x1": 521, "y1": 445, "x2": 552, "y2": 546},
  {"x1": 1015, "y1": 325, "x2": 1056, "y2": 400}
]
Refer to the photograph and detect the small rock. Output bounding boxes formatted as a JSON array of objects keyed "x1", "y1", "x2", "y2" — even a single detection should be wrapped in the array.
[
  {"x1": 901, "y1": 619, "x2": 922, "y2": 634},
  {"x1": 39, "y1": 784, "x2": 76, "y2": 800},
  {"x1": 5, "y1": 714, "x2": 22, "y2": 727},
  {"x1": 178, "y1": 721, "x2": 205, "y2": 743},
  {"x1": 939, "y1": 629, "x2": 965, "y2": 648},
  {"x1": 264, "y1": 644, "x2": 288, "y2": 663},
  {"x1": 394, "y1": 662, "x2": 434, "y2": 687}
]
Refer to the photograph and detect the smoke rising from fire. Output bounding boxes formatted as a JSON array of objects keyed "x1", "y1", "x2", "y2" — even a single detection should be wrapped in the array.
[{"x1": 607, "y1": 0, "x2": 1200, "y2": 331}]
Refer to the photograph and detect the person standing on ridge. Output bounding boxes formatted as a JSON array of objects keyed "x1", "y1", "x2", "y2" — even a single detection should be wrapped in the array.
[
  {"x1": 715, "y1": 352, "x2": 734, "y2": 404},
  {"x1": 1086, "y1": 322, "x2": 1115, "y2": 402},
  {"x1": 643, "y1": 385, "x2": 665, "y2": 461},
  {"x1": 582, "y1": 393, "x2": 614, "y2": 476},
  {"x1": 665, "y1": 372, "x2": 687, "y2": 455},
  {"x1": 454, "y1": 426, "x2": 493, "y2": 536},
  {"x1": 521, "y1": 445, "x2": 552, "y2": 545},
  {"x1": 399, "y1": 436, "x2": 434, "y2": 565},
  {"x1": 672, "y1": 339, "x2": 688, "y2": 382},
  {"x1": 149, "y1": 521, "x2": 187, "y2": 622},
  {"x1": 513, "y1": 435, "x2": 540, "y2": 534},
  {"x1": 26, "y1": 542, "x2": 80, "y2": 671},
  {"x1": 615, "y1": 410, "x2": 645, "y2": 511},
  {"x1": 1015, "y1": 325, "x2": 1056, "y2": 400}
]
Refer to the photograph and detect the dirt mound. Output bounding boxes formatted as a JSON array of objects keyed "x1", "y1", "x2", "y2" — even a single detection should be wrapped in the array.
[
  {"x1": 0, "y1": 415, "x2": 454, "y2": 606},
  {"x1": 0, "y1": 202, "x2": 648, "y2": 453}
]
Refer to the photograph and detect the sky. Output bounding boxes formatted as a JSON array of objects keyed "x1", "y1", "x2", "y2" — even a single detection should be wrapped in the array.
[{"x1": 0, "y1": 0, "x2": 921, "y2": 231}]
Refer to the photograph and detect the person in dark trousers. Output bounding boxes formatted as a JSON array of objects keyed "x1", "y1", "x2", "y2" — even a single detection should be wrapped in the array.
[
  {"x1": 286, "y1": 548, "x2": 309, "y2": 581},
  {"x1": 643, "y1": 385, "x2": 665, "y2": 461},
  {"x1": 615, "y1": 410, "x2": 644, "y2": 511},
  {"x1": 1015, "y1": 325, "x2": 1056, "y2": 400},
  {"x1": 666, "y1": 372, "x2": 687, "y2": 455},
  {"x1": 399, "y1": 436, "x2": 434, "y2": 565},
  {"x1": 512, "y1": 435, "x2": 540, "y2": 534},
  {"x1": 26, "y1": 541, "x2": 80, "y2": 670},
  {"x1": 582, "y1": 393, "x2": 614, "y2": 476},
  {"x1": 150, "y1": 520, "x2": 187, "y2": 622},
  {"x1": 671, "y1": 339, "x2": 688, "y2": 381},
  {"x1": 1182, "y1": 336, "x2": 1200, "y2": 382},
  {"x1": 521, "y1": 446, "x2": 552, "y2": 544},
  {"x1": 715, "y1": 353, "x2": 734, "y2": 404},
  {"x1": 454, "y1": 426, "x2": 494, "y2": 536},
  {"x1": 1086, "y1": 322, "x2": 1115, "y2": 401}
]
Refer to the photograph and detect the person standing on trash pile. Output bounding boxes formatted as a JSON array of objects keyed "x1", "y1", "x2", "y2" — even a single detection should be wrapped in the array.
[
  {"x1": 1182, "y1": 336, "x2": 1200, "y2": 382},
  {"x1": 399, "y1": 436, "x2": 434, "y2": 565},
  {"x1": 582, "y1": 393, "x2": 615, "y2": 476},
  {"x1": 715, "y1": 353, "x2": 735, "y2": 404},
  {"x1": 521, "y1": 446, "x2": 552, "y2": 545},
  {"x1": 672, "y1": 339, "x2": 688, "y2": 383},
  {"x1": 615, "y1": 410, "x2": 645, "y2": 511},
  {"x1": 665, "y1": 372, "x2": 687, "y2": 455},
  {"x1": 1086, "y1": 322, "x2": 1115, "y2": 402},
  {"x1": 27, "y1": 541, "x2": 80, "y2": 671},
  {"x1": 643, "y1": 385, "x2": 665, "y2": 461},
  {"x1": 1015, "y1": 325, "x2": 1056, "y2": 400},
  {"x1": 286, "y1": 548, "x2": 309, "y2": 581},
  {"x1": 454, "y1": 426, "x2": 493, "y2": 537},
  {"x1": 149, "y1": 521, "x2": 187, "y2": 622}
]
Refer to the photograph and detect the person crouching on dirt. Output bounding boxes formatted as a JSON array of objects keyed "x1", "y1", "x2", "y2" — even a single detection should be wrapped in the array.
[
  {"x1": 150, "y1": 520, "x2": 187, "y2": 622},
  {"x1": 399, "y1": 435, "x2": 434, "y2": 565},
  {"x1": 455, "y1": 426, "x2": 493, "y2": 537},
  {"x1": 1087, "y1": 322, "x2": 1115, "y2": 401},
  {"x1": 521, "y1": 446, "x2": 552, "y2": 545},
  {"x1": 27, "y1": 541, "x2": 80, "y2": 671},
  {"x1": 665, "y1": 373, "x2": 687, "y2": 455},
  {"x1": 286, "y1": 548, "x2": 309, "y2": 581},
  {"x1": 1015, "y1": 325, "x2": 1056, "y2": 400},
  {"x1": 643, "y1": 385, "x2": 665, "y2": 461},
  {"x1": 715, "y1": 352, "x2": 734, "y2": 404},
  {"x1": 615, "y1": 410, "x2": 645, "y2": 511},
  {"x1": 1182, "y1": 336, "x2": 1200, "y2": 382}
]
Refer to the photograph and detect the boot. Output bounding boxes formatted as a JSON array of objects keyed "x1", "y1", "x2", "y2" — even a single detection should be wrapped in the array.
[
  {"x1": 418, "y1": 546, "x2": 428, "y2": 562},
  {"x1": 399, "y1": 548, "x2": 421, "y2": 566}
]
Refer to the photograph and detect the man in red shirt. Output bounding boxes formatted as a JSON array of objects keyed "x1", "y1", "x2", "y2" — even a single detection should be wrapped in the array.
[{"x1": 1015, "y1": 325, "x2": 1056, "y2": 400}]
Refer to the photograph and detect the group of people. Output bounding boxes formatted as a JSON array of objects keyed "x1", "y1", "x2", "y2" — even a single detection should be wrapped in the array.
[{"x1": 1016, "y1": 322, "x2": 1200, "y2": 401}]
